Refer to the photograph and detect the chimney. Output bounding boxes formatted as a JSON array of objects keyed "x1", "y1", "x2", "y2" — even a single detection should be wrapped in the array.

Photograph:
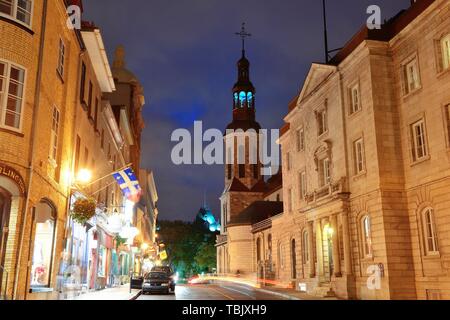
[{"x1": 67, "y1": 0, "x2": 84, "y2": 13}]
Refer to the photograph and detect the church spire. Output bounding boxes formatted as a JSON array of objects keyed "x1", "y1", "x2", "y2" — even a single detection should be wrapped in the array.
[{"x1": 235, "y1": 22, "x2": 251, "y2": 58}]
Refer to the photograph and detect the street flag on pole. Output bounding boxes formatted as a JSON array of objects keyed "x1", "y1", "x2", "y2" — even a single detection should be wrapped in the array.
[{"x1": 112, "y1": 167, "x2": 142, "y2": 203}]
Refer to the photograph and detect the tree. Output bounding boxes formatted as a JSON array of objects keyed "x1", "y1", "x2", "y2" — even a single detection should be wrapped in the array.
[{"x1": 194, "y1": 242, "x2": 216, "y2": 272}]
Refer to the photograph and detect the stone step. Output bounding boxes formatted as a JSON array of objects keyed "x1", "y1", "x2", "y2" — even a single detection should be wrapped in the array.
[{"x1": 311, "y1": 284, "x2": 336, "y2": 298}]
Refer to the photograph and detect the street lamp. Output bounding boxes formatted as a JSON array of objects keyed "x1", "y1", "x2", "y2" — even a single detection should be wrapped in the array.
[
  {"x1": 76, "y1": 169, "x2": 93, "y2": 185},
  {"x1": 141, "y1": 243, "x2": 149, "y2": 252}
]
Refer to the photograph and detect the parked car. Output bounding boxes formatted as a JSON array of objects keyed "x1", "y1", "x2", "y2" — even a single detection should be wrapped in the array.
[
  {"x1": 130, "y1": 273, "x2": 144, "y2": 290},
  {"x1": 142, "y1": 272, "x2": 173, "y2": 295},
  {"x1": 151, "y1": 266, "x2": 176, "y2": 291}
]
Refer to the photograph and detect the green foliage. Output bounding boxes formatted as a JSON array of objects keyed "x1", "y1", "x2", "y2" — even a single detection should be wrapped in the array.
[
  {"x1": 158, "y1": 220, "x2": 217, "y2": 278},
  {"x1": 115, "y1": 235, "x2": 127, "y2": 249},
  {"x1": 71, "y1": 197, "x2": 97, "y2": 225}
]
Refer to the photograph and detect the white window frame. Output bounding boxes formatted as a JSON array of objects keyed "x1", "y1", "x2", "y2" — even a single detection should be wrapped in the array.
[
  {"x1": 302, "y1": 230, "x2": 309, "y2": 262},
  {"x1": 350, "y1": 83, "x2": 361, "y2": 114},
  {"x1": 297, "y1": 127, "x2": 305, "y2": 152},
  {"x1": 299, "y1": 170, "x2": 307, "y2": 200},
  {"x1": 57, "y1": 38, "x2": 65, "y2": 78},
  {"x1": 0, "y1": 59, "x2": 26, "y2": 132},
  {"x1": 49, "y1": 106, "x2": 60, "y2": 162},
  {"x1": 402, "y1": 56, "x2": 421, "y2": 95},
  {"x1": 317, "y1": 109, "x2": 328, "y2": 136},
  {"x1": 422, "y1": 208, "x2": 439, "y2": 256},
  {"x1": 0, "y1": 0, "x2": 33, "y2": 28},
  {"x1": 319, "y1": 158, "x2": 331, "y2": 187},
  {"x1": 441, "y1": 34, "x2": 450, "y2": 71},
  {"x1": 411, "y1": 119, "x2": 428, "y2": 162},
  {"x1": 361, "y1": 215, "x2": 373, "y2": 258},
  {"x1": 353, "y1": 138, "x2": 365, "y2": 175}
]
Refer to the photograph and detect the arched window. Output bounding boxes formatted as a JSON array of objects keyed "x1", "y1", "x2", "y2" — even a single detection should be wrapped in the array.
[
  {"x1": 422, "y1": 208, "x2": 439, "y2": 255},
  {"x1": 302, "y1": 231, "x2": 309, "y2": 262},
  {"x1": 30, "y1": 200, "x2": 57, "y2": 288},
  {"x1": 256, "y1": 238, "x2": 262, "y2": 263},
  {"x1": 361, "y1": 215, "x2": 372, "y2": 258},
  {"x1": 267, "y1": 234, "x2": 272, "y2": 263},
  {"x1": 277, "y1": 242, "x2": 284, "y2": 270},
  {"x1": 239, "y1": 91, "x2": 246, "y2": 108},
  {"x1": 291, "y1": 239, "x2": 297, "y2": 279},
  {"x1": 247, "y1": 92, "x2": 254, "y2": 108}
]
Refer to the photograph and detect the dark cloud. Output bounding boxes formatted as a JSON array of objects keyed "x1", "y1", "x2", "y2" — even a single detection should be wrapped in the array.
[{"x1": 83, "y1": 0, "x2": 410, "y2": 221}]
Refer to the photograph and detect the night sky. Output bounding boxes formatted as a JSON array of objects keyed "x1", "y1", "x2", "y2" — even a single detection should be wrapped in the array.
[{"x1": 83, "y1": 0, "x2": 410, "y2": 222}]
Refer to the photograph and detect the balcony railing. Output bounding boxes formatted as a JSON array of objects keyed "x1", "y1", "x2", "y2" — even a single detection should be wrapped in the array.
[{"x1": 305, "y1": 177, "x2": 347, "y2": 205}]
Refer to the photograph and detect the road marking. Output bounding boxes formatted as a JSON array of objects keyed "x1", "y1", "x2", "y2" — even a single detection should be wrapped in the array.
[
  {"x1": 217, "y1": 285, "x2": 257, "y2": 300},
  {"x1": 208, "y1": 286, "x2": 236, "y2": 300}
]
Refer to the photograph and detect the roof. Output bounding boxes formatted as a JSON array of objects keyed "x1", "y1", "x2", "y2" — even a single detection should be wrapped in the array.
[
  {"x1": 264, "y1": 169, "x2": 282, "y2": 196},
  {"x1": 229, "y1": 201, "x2": 284, "y2": 226}
]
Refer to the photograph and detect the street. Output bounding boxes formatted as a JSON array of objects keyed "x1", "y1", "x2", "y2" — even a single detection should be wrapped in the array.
[{"x1": 138, "y1": 282, "x2": 287, "y2": 301}]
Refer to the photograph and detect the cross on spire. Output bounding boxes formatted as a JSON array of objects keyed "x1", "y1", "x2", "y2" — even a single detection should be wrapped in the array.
[{"x1": 235, "y1": 22, "x2": 251, "y2": 56}]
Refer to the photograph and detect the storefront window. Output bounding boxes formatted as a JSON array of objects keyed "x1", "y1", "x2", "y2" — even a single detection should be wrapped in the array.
[
  {"x1": 98, "y1": 245, "x2": 107, "y2": 278},
  {"x1": 30, "y1": 201, "x2": 56, "y2": 288}
]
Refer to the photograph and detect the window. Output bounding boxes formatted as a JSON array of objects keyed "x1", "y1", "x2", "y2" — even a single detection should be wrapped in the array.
[
  {"x1": 291, "y1": 239, "x2": 297, "y2": 279},
  {"x1": 299, "y1": 171, "x2": 307, "y2": 200},
  {"x1": 350, "y1": 84, "x2": 361, "y2": 114},
  {"x1": 445, "y1": 105, "x2": 450, "y2": 147},
  {"x1": 87, "y1": 81, "x2": 93, "y2": 118},
  {"x1": 49, "y1": 106, "x2": 60, "y2": 161},
  {"x1": 317, "y1": 109, "x2": 328, "y2": 136},
  {"x1": 402, "y1": 57, "x2": 421, "y2": 95},
  {"x1": 411, "y1": 119, "x2": 428, "y2": 162},
  {"x1": 100, "y1": 129, "x2": 105, "y2": 150},
  {"x1": 0, "y1": 0, "x2": 32, "y2": 26},
  {"x1": 287, "y1": 188, "x2": 293, "y2": 213},
  {"x1": 441, "y1": 35, "x2": 450, "y2": 71},
  {"x1": 94, "y1": 98, "x2": 99, "y2": 131},
  {"x1": 302, "y1": 231, "x2": 309, "y2": 262},
  {"x1": 297, "y1": 128, "x2": 305, "y2": 151},
  {"x1": 227, "y1": 164, "x2": 232, "y2": 180},
  {"x1": 57, "y1": 38, "x2": 65, "y2": 78},
  {"x1": 353, "y1": 138, "x2": 365, "y2": 174},
  {"x1": 30, "y1": 201, "x2": 56, "y2": 288},
  {"x1": 361, "y1": 215, "x2": 373, "y2": 258},
  {"x1": 74, "y1": 135, "x2": 81, "y2": 174},
  {"x1": 319, "y1": 158, "x2": 331, "y2": 187},
  {"x1": 80, "y1": 62, "x2": 86, "y2": 102},
  {"x1": 278, "y1": 242, "x2": 285, "y2": 270},
  {"x1": 256, "y1": 238, "x2": 262, "y2": 263},
  {"x1": 286, "y1": 152, "x2": 292, "y2": 171},
  {"x1": 422, "y1": 208, "x2": 439, "y2": 255},
  {"x1": 0, "y1": 61, "x2": 26, "y2": 130}
]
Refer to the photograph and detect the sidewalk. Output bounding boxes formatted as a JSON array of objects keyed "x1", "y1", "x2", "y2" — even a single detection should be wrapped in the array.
[
  {"x1": 255, "y1": 286, "x2": 338, "y2": 301},
  {"x1": 68, "y1": 284, "x2": 141, "y2": 300}
]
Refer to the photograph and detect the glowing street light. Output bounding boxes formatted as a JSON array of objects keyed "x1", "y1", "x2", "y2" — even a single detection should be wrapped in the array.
[
  {"x1": 76, "y1": 169, "x2": 92, "y2": 185},
  {"x1": 141, "y1": 243, "x2": 149, "y2": 251}
]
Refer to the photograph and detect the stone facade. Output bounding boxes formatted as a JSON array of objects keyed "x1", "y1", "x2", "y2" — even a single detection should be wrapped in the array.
[{"x1": 219, "y1": 0, "x2": 450, "y2": 300}]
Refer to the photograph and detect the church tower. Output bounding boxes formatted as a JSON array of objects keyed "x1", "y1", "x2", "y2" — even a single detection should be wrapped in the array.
[{"x1": 224, "y1": 24, "x2": 264, "y2": 190}]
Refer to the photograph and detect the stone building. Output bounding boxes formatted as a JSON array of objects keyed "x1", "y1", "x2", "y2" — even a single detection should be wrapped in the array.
[
  {"x1": 218, "y1": 0, "x2": 450, "y2": 300},
  {"x1": 0, "y1": 0, "x2": 149, "y2": 300}
]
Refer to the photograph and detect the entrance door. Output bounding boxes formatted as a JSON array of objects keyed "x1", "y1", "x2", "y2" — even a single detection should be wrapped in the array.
[
  {"x1": 322, "y1": 224, "x2": 334, "y2": 282},
  {"x1": 0, "y1": 188, "x2": 12, "y2": 287}
]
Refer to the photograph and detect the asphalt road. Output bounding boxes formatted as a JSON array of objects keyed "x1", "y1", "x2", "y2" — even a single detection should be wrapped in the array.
[{"x1": 137, "y1": 282, "x2": 287, "y2": 300}]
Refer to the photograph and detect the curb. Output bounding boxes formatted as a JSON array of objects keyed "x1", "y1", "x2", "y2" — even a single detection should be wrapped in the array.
[{"x1": 129, "y1": 290, "x2": 142, "y2": 300}]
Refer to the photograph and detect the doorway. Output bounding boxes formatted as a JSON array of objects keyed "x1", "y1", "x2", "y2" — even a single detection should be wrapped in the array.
[
  {"x1": 0, "y1": 187, "x2": 12, "y2": 289},
  {"x1": 322, "y1": 224, "x2": 334, "y2": 282}
]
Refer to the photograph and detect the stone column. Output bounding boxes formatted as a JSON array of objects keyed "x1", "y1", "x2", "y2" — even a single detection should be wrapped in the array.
[
  {"x1": 307, "y1": 222, "x2": 315, "y2": 278},
  {"x1": 330, "y1": 215, "x2": 341, "y2": 277},
  {"x1": 315, "y1": 220, "x2": 324, "y2": 281},
  {"x1": 340, "y1": 212, "x2": 353, "y2": 276}
]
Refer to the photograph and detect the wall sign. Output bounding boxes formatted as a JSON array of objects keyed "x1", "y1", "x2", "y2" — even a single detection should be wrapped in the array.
[{"x1": 0, "y1": 163, "x2": 26, "y2": 196}]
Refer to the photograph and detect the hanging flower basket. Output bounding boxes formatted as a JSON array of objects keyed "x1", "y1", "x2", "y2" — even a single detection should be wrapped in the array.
[{"x1": 71, "y1": 197, "x2": 97, "y2": 225}]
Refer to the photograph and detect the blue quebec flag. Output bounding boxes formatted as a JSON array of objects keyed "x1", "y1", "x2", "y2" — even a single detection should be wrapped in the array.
[{"x1": 112, "y1": 167, "x2": 142, "y2": 203}]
